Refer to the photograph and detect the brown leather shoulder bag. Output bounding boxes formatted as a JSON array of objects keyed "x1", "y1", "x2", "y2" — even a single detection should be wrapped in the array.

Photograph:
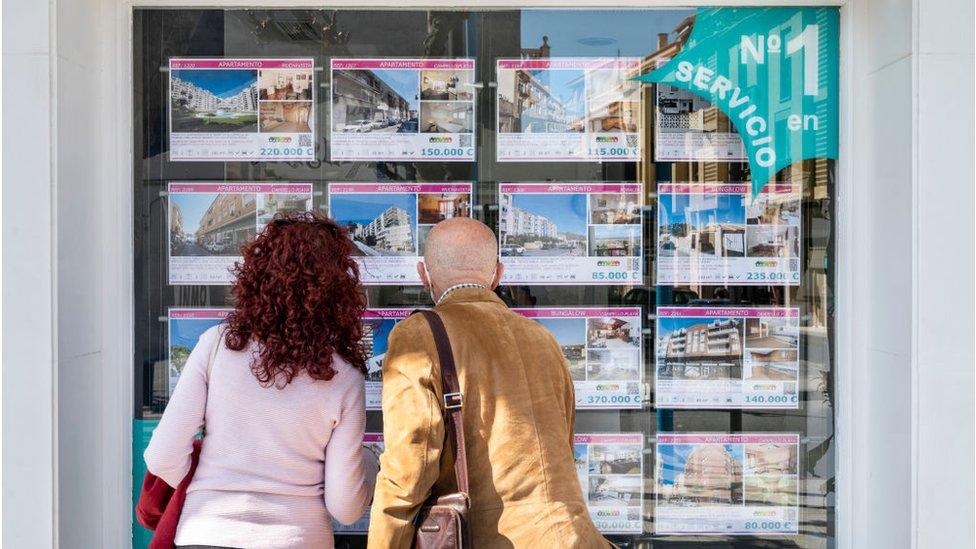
[{"x1": 413, "y1": 310, "x2": 472, "y2": 549}]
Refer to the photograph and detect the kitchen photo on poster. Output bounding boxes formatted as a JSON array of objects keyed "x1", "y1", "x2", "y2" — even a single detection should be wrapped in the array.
[
  {"x1": 514, "y1": 308, "x2": 642, "y2": 408},
  {"x1": 657, "y1": 183, "x2": 801, "y2": 286},
  {"x1": 330, "y1": 59, "x2": 476, "y2": 162},
  {"x1": 575, "y1": 433, "x2": 644, "y2": 534},
  {"x1": 361, "y1": 309, "x2": 413, "y2": 410},
  {"x1": 328, "y1": 183, "x2": 472, "y2": 285},
  {"x1": 656, "y1": 307, "x2": 800, "y2": 409},
  {"x1": 332, "y1": 433, "x2": 385, "y2": 534},
  {"x1": 168, "y1": 308, "x2": 231, "y2": 396},
  {"x1": 499, "y1": 183, "x2": 642, "y2": 285},
  {"x1": 168, "y1": 182, "x2": 313, "y2": 285},
  {"x1": 655, "y1": 434, "x2": 800, "y2": 535},
  {"x1": 496, "y1": 58, "x2": 642, "y2": 162},
  {"x1": 169, "y1": 58, "x2": 314, "y2": 161},
  {"x1": 654, "y1": 82, "x2": 746, "y2": 162}
]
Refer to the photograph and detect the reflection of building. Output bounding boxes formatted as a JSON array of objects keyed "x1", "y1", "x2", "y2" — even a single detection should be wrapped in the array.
[
  {"x1": 196, "y1": 194, "x2": 257, "y2": 252},
  {"x1": 171, "y1": 76, "x2": 258, "y2": 113},
  {"x1": 670, "y1": 445, "x2": 743, "y2": 505},
  {"x1": 745, "y1": 444, "x2": 797, "y2": 475},
  {"x1": 520, "y1": 35, "x2": 551, "y2": 59},
  {"x1": 351, "y1": 206, "x2": 414, "y2": 252},
  {"x1": 332, "y1": 69, "x2": 412, "y2": 128},
  {"x1": 499, "y1": 196, "x2": 559, "y2": 244}
]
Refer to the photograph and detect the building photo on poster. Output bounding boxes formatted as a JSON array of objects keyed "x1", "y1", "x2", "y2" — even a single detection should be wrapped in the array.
[
  {"x1": 654, "y1": 82, "x2": 747, "y2": 162},
  {"x1": 330, "y1": 58, "x2": 476, "y2": 162},
  {"x1": 328, "y1": 183, "x2": 472, "y2": 284},
  {"x1": 514, "y1": 308, "x2": 643, "y2": 408},
  {"x1": 655, "y1": 307, "x2": 800, "y2": 409},
  {"x1": 168, "y1": 182, "x2": 313, "y2": 285},
  {"x1": 499, "y1": 183, "x2": 642, "y2": 285},
  {"x1": 655, "y1": 434, "x2": 800, "y2": 535},
  {"x1": 575, "y1": 433, "x2": 644, "y2": 534},
  {"x1": 656, "y1": 183, "x2": 801, "y2": 286},
  {"x1": 361, "y1": 309, "x2": 413, "y2": 410},
  {"x1": 496, "y1": 58, "x2": 641, "y2": 162},
  {"x1": 167, "y1": 308, "x2": 231, "y2": 396},
  {"x1": 169, "y1": 58, "x2": 315, "y2": 161}
]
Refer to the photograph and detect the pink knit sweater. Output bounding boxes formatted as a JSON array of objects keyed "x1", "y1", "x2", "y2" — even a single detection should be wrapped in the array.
[{"x1": 144, "y1": 326, "x2": 378, "y2": 548}]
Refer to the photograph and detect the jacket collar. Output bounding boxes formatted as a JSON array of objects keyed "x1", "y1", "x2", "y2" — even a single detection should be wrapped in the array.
[{"x1": 434, "y1": 286, "x2": 506, "y2": 309}]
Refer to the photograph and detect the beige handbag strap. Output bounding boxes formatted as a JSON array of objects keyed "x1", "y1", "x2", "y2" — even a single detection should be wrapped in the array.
[{"x1": 201, "y1": 326, "x2": 225, "y2": 437}]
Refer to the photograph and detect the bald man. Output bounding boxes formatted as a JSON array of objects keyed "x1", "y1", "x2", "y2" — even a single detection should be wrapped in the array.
[{"x1": 367, "y1": 218, "x2": 608, "y2": 548}]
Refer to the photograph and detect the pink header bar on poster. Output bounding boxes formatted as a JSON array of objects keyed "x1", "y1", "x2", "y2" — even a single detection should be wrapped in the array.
[
  {"x1": 497, "y1": 58, "x2": 640, "y2": 70},
  {"x1": 499, "y1": 183, "x2": 641, "y2": 194},
  {"x1": 657, "y1": 307, "x2": 800, "y2": 318},
  {"x1": 332, "y1": 58, "x2": 474, "y2": 70},
  {"x1": 170, "y1": 58, "x2": 313, "y2": 69},
  {"x1": 657, "y1": 183, "x2": 797, "y2": 195},
  {"x1": 363, "y1": 433, "x2": 384, "y2": 443},
  {"x1": 330, "y1": 183, "x2": 471, "y2": 194},
  {"x1": 169, "y1": 308, "x2": 231, "y2": 320},
  {"x1": 574, "y1": 433, "x2": 643, "y2": 445},
  {"x1": 658, "y1": 433, "x2": 799, "y2": 445},
  {"x1": 362, "y1": 308, "x2": 415, "y2": 320},
  {"x1": 169, "y1": 183, "x2": 312, "y2": 194},
  {"x1": 514, "y1": 307, "x2": 641, "y2": 319}
]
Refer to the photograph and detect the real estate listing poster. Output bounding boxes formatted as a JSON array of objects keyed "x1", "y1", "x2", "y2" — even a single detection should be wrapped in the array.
[
  {"x1": 496, "y1": 58, "x2": 642, "y2": 162},
  {"x1": 328, "y1": 182, "x2": 472, "y2": 285},
  {"x1": 655, "y1": 433, "x2": 800, "y2": 535},
  {"x1": 169, "y1": 58, "x2": 315, "y2": 161},
  {"x1": 167, "y1": 308, "x2": 231, "y2": 396},
  {"x1": 654, "y1": 83, "x2": 746, "y2": 162},
  {"x1": 330, "y1": 59, "x2": 476, "y2": 162},
  {"x1": 656, "y1": 183, "x2": 801, "y2": 286},
  {"x1": 332, "y1": 433, "x2": 384, "y2": 534},
  {"x1": 361, "y1": 309, "x2": 413, "y2": 410},
  {"x1": 499, "y1": 183, "x2": 642, "y2": 285},
  {"x1": 168, "y1": 182, "x2": 314, "y2": 285},
  {"x1": 575, "y1": 433, "x2": 644, "y2": 534},
  {"x1": 656, "y1": 307, "x2": 800, "y2": 409},
  {"x1": 514, "y1": 308, "x2": 643, "y2": 408}
]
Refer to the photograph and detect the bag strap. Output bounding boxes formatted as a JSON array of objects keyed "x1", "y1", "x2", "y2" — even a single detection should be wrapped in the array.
[
  {"x1": 417, "y1": 310, "x2": 469, "y2": 496},
  {"x1": 201, "y1": 326, "x2": 224, "y2": 438}
]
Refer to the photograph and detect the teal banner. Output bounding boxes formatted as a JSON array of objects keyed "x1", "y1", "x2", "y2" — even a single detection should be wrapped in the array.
[{"x1": 636, "y1": 7, "x2": 839, "y2": 196}]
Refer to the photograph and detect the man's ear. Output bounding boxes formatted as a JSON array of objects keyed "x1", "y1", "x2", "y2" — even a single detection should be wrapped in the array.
[
  {"x1": 489, "y1": 261, "x2": 504, "y2": 290},
  {"x1": 417, "y1": 261, "x2": 430, "y2": 288}
]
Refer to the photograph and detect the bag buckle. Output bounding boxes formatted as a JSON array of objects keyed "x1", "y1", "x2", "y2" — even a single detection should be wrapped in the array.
[{"x1": 443, "y1": 392, "x2": 463, "y2": 410}]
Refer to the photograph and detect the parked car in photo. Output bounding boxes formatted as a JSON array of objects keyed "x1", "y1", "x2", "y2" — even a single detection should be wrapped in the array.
[{"x1": 344, "y1": 120, "x2": 373, "y2": 132}]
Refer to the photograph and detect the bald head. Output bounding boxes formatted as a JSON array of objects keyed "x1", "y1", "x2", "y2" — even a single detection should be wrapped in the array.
[{"x1": 419, "y1": 218, "x2": 502, "y2": 299}]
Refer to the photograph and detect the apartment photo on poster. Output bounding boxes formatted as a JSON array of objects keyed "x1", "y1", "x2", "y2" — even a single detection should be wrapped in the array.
[
  {"x1": 327, "y1": 182, "x2": 473, "y2": 285},
  {"x1": 496, "y1": 58, "x2": 642, "y2": 162},
  {"x1": 167, "y1": 308, "x2": 231, "y2": 396},
  {"x1": 169, "y1": 58, "x2": 315, "y2": 161},
  {"x1": 575, "y1": 433, "x2": 644, "y2": 534},
  {"x1": 330, "y1": 58, "x2": 476, "y2": 162},
  {"x1": 360, "y1": 309, "x2": 413, "y2": 410}
]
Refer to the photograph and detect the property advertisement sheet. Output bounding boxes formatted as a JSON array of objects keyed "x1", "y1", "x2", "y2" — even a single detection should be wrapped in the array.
[
  {"x1": 169, "y1": 58, "x2": 315, "y2": 161},
  {"x1": 328, "y1": 182, "x2": 473, "y2": 285},
  {"x1": 514, "y1": 308, "x2": 643, "y2": 408},
  {"x1": 333, "y1": 433, "x2": 384, "y2": 534},
  {"x1": 330, "y1": 59, "x2": 476, "y2": 162},
  {"x1": 168, "y1": 182, "x2": 314, "y2": 285},
  {"x1": 656, "y1": 307, "x2": 800, "y2": 409},
  {"x1": 361, "y1": 309, "x2": 413, "y2": 410},
  {"x1": 499, "y1": 183, "x2": 643, "y2": 285},
  {"x1": 654, "y1": 83, "x2": 747, "y2": 162},
  {"x1": 576, "y1": 433, "x2": 645, "y2": 534},
  {"x1": 167, "y1": 308, "x2": 231, "y2": 396},
  {"x1": 656, "y1": 183, "x2": 801, "y2": 286},
  {"x1": 496, "y1": 58, "x2": 642, "y2": 162},
  {"x1": 656, "y1": 433, "x2": 800, "y2": 535}
]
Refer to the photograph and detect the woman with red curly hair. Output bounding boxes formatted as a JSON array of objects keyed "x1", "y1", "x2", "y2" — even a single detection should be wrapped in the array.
[{"x1": 144, "y1": 212, "x2": 378, "y2": 549}]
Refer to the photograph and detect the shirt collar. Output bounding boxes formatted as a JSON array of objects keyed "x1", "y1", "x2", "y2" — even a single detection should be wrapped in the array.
[{"x1": 435, "y1": 286, "x2": 506, "y2": 308}]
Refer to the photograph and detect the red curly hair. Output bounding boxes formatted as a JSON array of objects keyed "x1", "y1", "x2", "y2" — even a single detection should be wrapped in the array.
[{"x1": 225, "y1": 212, "x2": 367, "y2": 386}]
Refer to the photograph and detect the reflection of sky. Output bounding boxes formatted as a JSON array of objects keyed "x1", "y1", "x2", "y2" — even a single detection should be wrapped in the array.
[
  {"x1": 537, "y1": 317, "x2": 586, "y2": 346},
  {"x1": 365, "y1": 318, "x2": 398, "y2": 356},
  {"x1": 658, "y1": 443, "x2": 743, "y2": 485},
  {"x1": 372, "y1": 69, "x2": 420, "y2": 110},
  {"x1": 659, "y1": 194, "x2": 745, "y2": 229},
  {"x1": 170, "y1": 318, "x2": 222, "y2": 350},
  {"x1": 331, "y1": 193, "x2": 417, "y2": 227},
  {"x1": 521, "y1": 9, "x2": 692, "y2": 57},
  {"x1": 512, "y1": 194, "x2": 587, "y2": 234},
  {"x1": 574, "y1": 444, "x2": 587, "y2": 461},
  {"x1": 172, "y1": 69, "x2": 257, "y2": 99},
  {"x1": 528, "y1": 69, "x2": 584, "y2": 117},
  {"x1": 171, "y1": 193, "x2": 217, "y2": 234},
  {"x1": 658, "y1": 316, "x2": 728, "y2": 339}
]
